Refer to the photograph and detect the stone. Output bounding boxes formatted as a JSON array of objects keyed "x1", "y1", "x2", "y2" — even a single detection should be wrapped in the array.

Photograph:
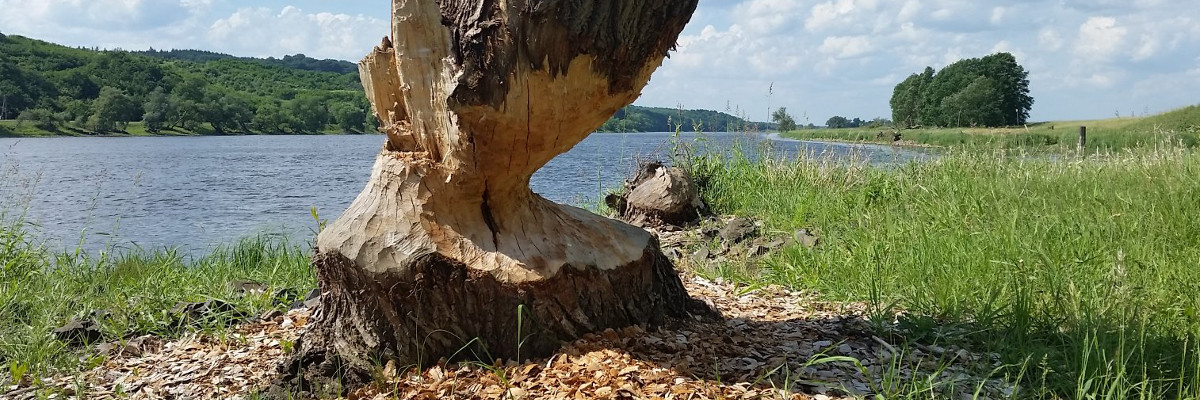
[
  {"x1": 289, "y1": 289, "x2": 321, "y2": 310},
  {"x1": 171, "y1": 299, "x2": 245, "y2": 326},
  {"x1": 228, "y1": 280, "x2": 267, "y2": 295},
  {"x1": 615, "y1": 161, "x2": 707, "y2": 228},
  {"x1": 795, "y1": 229, "x2": 820, "y2": 248},
  {"x1": 719, "y1": 217, "x2": 757, "y2": 244},
  {"x1": 53, "y1": 318, "x2": 102, "y2": 346}
]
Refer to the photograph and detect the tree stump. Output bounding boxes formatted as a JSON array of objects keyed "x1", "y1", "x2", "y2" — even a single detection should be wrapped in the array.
[
  {"x1": 282, "y1": 0, "x2": 709, "y2": 391},
  {"x1": 608, "y1": 161, "x2": 707, "y2": 229}
]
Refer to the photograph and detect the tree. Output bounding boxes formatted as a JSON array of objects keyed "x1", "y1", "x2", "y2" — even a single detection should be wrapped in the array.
[
  {"x1": 87, "y1": 86, "x2": 138, "y2": 132},
  {"x1": 201, "y1": 89, "x2": 254, "y2": 133},
  {"x1": 826, "y1": 115, "x2": 851, "y2": 128},
  {"x1": 771, "y1": 107, "x2": 797, "y2": 132},
  {"x1": 143, "y1": 87, "x2": 171, "y2": 132},
  {"x1": 893, "y1": 53, "x2": 1032, "y2": 128},
  {"x1": 251, "y1": 101, "x2": 295, "y2": 133},
  {"x1": 16, "y1": 108, "x2": 62, "y2": 131},
  {"x1": 941, "y1": 76, "x2": 1004, "y2": 127},
  {"x1": 170, "y1": 76, "x2": 207, "y2": 131},
  {"x1": 287, "y1": 95, "x2": 328, "y2": 133},
  {"x1": 332, "y1": 102, "x2": 367, "y2": 132},
  {"x1": 282, "y1": 0, "x2": 710, "y2": 390}
]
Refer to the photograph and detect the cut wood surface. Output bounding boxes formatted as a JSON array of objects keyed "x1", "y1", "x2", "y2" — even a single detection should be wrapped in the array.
[{"x1": 283, "y1": 0, "x2": 708, "y2": 391}]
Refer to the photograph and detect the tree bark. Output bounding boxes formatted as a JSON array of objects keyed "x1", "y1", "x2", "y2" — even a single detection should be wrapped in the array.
[{"x1": 281, "y1": 0, "x2": 708, "y2": 391}]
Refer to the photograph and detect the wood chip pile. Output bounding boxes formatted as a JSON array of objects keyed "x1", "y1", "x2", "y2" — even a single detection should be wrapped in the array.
[{"x1": 7, "y1": 277, "x2": 1013, "y2": 399}]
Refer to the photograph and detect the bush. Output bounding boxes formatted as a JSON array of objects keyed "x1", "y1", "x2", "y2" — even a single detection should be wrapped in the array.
[{"x1": 16, "y1": 108, "x2": 62, "y2": 131}]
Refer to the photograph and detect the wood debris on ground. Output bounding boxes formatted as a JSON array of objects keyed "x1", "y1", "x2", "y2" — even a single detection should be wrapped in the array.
[{"x1": 7, "y1": 277, "x2": 1013, "y2": 399}]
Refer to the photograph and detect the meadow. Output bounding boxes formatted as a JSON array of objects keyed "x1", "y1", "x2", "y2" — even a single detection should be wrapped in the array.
[
  {"x1": 784, "y1": 105, "x2": 1200, "y2": 153},
  {"x1": 681, "y1": 138, "x2": 1200, "y2": 398}
]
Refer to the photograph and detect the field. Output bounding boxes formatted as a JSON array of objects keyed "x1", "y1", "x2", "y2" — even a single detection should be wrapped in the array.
[
  {"x1": 680, "y1": 140, "x2": 1200, "y2": 398},
  {"x1": 784, "y1": 105, "x2": 1200, "y2": 153}
]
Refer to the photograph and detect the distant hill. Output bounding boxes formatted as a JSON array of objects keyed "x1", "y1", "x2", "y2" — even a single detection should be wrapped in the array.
[
  {"x1": 0, "y1": 33, "x2": 369, "y2": 135},
  {"x1": 135, "y1": 49, "x2": 359, "y2": 75},
  {"x1": 599, "y1": 105, "x2": 765, "y2": 133},
  {"x1": 0, "y1": 32, "x2": 758, "y2": 137}
]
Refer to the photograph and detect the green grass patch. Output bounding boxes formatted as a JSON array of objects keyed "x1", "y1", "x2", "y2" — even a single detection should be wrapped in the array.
[
  {"x1": 0, "y1": 216, "x2": 316, "y2": 381},
  {"x1": 784, "y1": 105, "x2": 1200, "y2": 154},
  {"x1": 684, "y1": 144, "x2": 1200, "y2": 398}
]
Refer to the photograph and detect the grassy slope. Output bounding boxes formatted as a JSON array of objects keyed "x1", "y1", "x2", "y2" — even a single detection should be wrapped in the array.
[
  {"x1": 684, "y1": 144, "x2": 1200, "y2": 398},
  {"x1": 0, "y1": 220, "x2": 316, "y2": 380},
  {"x1": 785, "y1": 105, "x2": 1200, "y2": 152}
]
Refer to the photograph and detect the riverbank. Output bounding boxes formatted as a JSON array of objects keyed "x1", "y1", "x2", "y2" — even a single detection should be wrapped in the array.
[
  {"x1": 0, "y1": 120, "x2": 379, "y2": 137},
  {"x1": 783, "y1": 105, "x2": 1200, "y2": 153},
  {"x1": 4, "y1": 144, "x2": 1199, "y2": 398}
]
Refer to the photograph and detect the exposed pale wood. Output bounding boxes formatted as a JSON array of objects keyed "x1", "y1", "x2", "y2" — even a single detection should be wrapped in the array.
[{"x1": 283, "y1": 0, "x2": 707, "y2": 392}]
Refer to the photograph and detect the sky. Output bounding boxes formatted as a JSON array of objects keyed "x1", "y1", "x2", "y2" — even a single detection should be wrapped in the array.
[{"x1": 1, "y1": 0, "x2": 1198, "y2": 124}]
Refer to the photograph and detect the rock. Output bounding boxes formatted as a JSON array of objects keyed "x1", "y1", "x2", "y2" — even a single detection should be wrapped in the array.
[
  {"x1": 795, "y1": 229, "x2": 820, "y2": 248},
  {"x1": 272, "y1": 288, "x2": 300, "y2": 306},
  {"x1": 261, "y1": 309, "x2": 284, "y2": 321},
  {"x1": 615, "y1": 161, "x2": 706, "y2": 228},
  {"x1": 290, "y1": 289, "x2": 321, "y2": 310},
  {"x1": 171, "y1": 299, "x2": 245, "y2": 326},
  {"x1": 750, "y1": 244, "x2": 771, "y2": 257},
  {"x1": 97, "y1": 335, "x2": 161, "y2": 357},
  {"x1": 691, "y1": 247, "x2": 710, "y2": 261},
  {"x1": 228, "y1": 280, "x2": 267, "y2": 295},
  {"x1": 719, "y1": 217, "x2": 757, "y2": 244},
  {"x1": 53, "y1": 318, "x2": 102, "y2": 346}
]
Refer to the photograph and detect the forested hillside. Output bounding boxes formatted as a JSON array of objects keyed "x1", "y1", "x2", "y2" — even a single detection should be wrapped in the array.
[
  {"x1": 0, "y1": 33, "x2": 371, "y2": 135},
  {"x1": 598, "y1": 105, "x2": 758, "y2": 132},
  {"x1": 0, "y1": 33, "x2": 759, "y2": 136}
]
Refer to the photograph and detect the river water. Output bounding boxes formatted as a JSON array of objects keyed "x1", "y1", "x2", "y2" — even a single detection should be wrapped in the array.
[{"x1": 0, "y1": 132, "x2": 926, "y2": 255}]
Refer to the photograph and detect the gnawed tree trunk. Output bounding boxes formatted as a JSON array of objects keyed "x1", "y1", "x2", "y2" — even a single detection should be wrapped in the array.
[{"x1": 282, "y1": 0, "x2": 708, "y2": 391}]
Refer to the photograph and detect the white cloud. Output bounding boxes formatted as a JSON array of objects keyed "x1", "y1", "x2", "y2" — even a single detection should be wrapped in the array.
[
  {"x1": 1038, "y1": 28, "x2": 1065, "y2": 51},
  {"x1": 805, "y1": 0, "x2": 879, "y2": 32},
  {"x1": 1075, "y1": 17, "x2": 1127, "y2": 60},
  {"x1": 206, "y1": 6, "x2": 385, "y2": 60},
  {"x1": 819, "y1": 36, "x2": 872, "y2": 59},
  {"x1": 989, "y1": 7, "x2": 1006, "y2": 25},
  {"x1": 1132, "y1": 34, "x2": 1160, "y2": 61}
]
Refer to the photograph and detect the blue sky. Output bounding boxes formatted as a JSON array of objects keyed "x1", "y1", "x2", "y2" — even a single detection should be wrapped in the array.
[{"x1": 1, "y1": 0, "x2": 1197, "y2": 123}]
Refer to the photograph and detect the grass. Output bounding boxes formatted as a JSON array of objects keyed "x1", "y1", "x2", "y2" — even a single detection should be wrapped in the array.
[
  {"x1": 0, "y1": 216, "x2": 316, "y2": 383},
  {"x1": 681, "y1": 138, "x2": 1200, "y2": 398},
  {"x1": 784, "y1": 104, "x2": 1200, "y2": 153}
]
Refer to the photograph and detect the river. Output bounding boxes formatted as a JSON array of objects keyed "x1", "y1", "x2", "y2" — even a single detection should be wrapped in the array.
[{"x1": 0, "y1": 132, "x2": 926, "y2": 255}]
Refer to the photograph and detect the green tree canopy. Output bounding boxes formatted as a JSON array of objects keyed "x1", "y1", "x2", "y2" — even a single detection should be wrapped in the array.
[
  {"x1": 771, "y1": 107, "x2": 797, "y2": 132},
  {"x1": 891, "y1": 52, "x2": 1032, "y2": 128},
  {"x1": 88, "y1": 86, "x2": 139, "y2": 132}
]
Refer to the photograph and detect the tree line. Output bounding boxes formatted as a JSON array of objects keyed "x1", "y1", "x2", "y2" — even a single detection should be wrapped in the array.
[
  {"x1": 0, "y1": 33, "x2": 372, "y2": 135},
  {"x1": 890, "y1": 52, "x2": 1033, "y2": 128},
  {"x1": 598, "y1": 105, "x2": 756, "y2": 133}
]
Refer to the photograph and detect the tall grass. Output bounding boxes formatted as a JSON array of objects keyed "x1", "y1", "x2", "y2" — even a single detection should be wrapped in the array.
[
  {"x1": 685, "y1": 143, "x2": 1200, "y2": 398},
  {"x1": 784, "y1": 104, "x2": 1200, "y2": 153},
  {"x1": 0, "y1": 217, "x2": 316, "y2": 381}
]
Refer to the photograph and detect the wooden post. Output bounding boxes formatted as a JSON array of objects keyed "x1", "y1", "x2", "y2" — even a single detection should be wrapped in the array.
[{"x1": 1079, "y1": 126, "x2": 1087, "y2": 150}]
